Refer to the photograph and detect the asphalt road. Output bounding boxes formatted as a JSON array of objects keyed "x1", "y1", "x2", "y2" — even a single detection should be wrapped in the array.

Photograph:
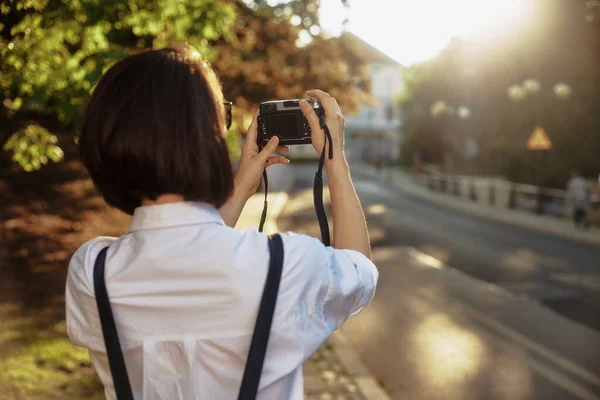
[
  {"x1": 276, "y1": 163, "x2": 600, "y2": 400},
  {"x1": 284, "y1": 164, "x2": 600, "y2": 332}
]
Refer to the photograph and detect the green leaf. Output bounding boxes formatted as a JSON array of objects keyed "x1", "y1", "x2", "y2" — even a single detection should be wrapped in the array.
[{"x1": 4, "y1": 125, "x2": 64, "y2": 170}]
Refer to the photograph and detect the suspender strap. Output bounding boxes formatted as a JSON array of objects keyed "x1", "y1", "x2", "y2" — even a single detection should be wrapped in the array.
[
  {"x1": 238, "y1": 233, "x2": 284, "y2": 399},
  {"x1": 93, "y1": 234, "x2": 285, "y2": 400},
  {"x1": 93, "y1": 246, "x2": 135, "y2": 400}
]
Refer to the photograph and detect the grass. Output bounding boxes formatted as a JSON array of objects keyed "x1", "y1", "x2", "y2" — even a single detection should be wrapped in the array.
[{"x1": 0, "y1": 324, "x2": 104, "y2": 400}]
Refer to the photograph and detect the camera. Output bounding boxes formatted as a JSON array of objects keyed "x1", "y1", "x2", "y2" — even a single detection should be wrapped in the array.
[{"x1": 258, "y1": 98, "x2": 323, "y2": 146}]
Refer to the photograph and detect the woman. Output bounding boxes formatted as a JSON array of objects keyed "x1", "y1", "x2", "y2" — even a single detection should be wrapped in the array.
[{"x1": 66, "y1": 45, "x2": 378, "y2": 399}]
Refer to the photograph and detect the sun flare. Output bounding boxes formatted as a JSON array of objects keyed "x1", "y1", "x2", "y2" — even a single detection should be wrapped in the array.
[{"x1": 320, "y1": 0, "x2": 535, "y2": 66}]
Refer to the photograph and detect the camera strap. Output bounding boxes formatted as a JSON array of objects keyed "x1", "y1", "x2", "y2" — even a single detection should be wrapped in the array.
[
  {"x1": 258, "y1": 170, "x2": 268, "y2": 233},
  {"x1": 258, "y1": 114, "x2": 333, "y2": 247},
  {"x1": 313, "y1": 115, "x2": 334, "y2": 246}
]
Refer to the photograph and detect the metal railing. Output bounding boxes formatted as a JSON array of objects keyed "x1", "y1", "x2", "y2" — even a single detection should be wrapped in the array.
[{"x1": 421, "y1": 171, "x2": 599, "y2": 219}]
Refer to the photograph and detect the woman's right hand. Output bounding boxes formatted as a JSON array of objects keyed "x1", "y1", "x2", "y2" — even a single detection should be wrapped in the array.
[
  {"x1": 299, "y1": 89, "x2": 348, "y2": 170},
  {"x1": 234, "y1": 111, "x2": 290, "y2": 199}
]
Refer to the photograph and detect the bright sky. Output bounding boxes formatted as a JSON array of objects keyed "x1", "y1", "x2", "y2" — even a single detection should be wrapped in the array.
[{"x1": 319, "y1": 0, "x2": 534, "y2": 66}]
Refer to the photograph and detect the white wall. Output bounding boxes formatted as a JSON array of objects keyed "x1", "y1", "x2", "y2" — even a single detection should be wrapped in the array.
[
  {"x1": 344, "y1": 62, "x2": 404, "y2": 163},
  {"x1": 346, "y1": 63, "x2": 403, "y2": 129}
]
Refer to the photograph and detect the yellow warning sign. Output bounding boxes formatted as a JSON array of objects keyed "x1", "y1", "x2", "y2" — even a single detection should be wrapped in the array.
[{"x1": 526, "y1": 126, "x2": 552, "y2": 150}]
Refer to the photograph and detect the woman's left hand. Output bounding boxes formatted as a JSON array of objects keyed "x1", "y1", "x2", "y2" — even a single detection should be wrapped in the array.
[{"x1": 234, "y1": 110, "x2": 290, "y2": 200}]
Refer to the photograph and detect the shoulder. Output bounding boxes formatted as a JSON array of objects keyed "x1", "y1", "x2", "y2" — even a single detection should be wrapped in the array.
[
  {"x1": 67, "y1": 236, "x2": 119, "y2": 294},
  {"x1": 65, "y1": 236, "x2": 119, "y2": 349}
]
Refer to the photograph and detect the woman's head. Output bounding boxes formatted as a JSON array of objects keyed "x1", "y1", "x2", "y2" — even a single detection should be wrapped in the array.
[{"x1": 79, "y1": 45, "x2": 233, "y2": 215}]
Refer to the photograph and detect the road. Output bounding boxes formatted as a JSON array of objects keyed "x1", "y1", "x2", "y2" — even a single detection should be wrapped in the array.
[{"x1": 276, "y1": 163, "x2": 600, "y2": 400}]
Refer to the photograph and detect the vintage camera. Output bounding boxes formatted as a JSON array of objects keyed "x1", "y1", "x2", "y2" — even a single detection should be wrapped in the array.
[{"x1": 258, "y1": 98, "x2": 323, "y2": 146}]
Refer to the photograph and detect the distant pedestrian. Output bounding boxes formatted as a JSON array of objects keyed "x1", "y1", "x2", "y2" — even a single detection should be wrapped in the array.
[{"x1": 566, "y1": 169, "x2": 591, "y2": 229}]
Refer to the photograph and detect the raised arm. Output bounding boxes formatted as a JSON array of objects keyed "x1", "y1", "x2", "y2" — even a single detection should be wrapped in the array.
[
  {"x1": 299, "y1": 90, "x2": 371, "y2": 259},
  {"x1": 219, "y1": 112, "x2": 289, "y2": 227}
]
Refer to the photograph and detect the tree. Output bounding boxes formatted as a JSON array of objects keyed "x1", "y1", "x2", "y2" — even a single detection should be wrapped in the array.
[
  {"x1": 398, "y1": 0, "x2": 600, "y2": 187},
  {"x1": 0, "y1": 0, "x2": 369, "y2": 170}
]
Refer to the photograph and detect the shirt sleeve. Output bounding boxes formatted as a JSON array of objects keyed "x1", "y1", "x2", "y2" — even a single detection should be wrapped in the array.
[
  {"x1": 65, "y1": 237, "x2": 115, "y2": 351},
  {"x1": 278, "y1": 232, "x2": 379, "y2": 333}
]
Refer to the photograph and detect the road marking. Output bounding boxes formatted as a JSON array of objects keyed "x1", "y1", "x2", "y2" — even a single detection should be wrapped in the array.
[
  {"x1": 469, "y1": 316, "x2": 600, "y2": 400},
  {"x1": 407, "y1": 247, "x2": 600, "y2": 391},
  {"x1": 466, "y1": 303, "x2": 600, "y2": 387}
]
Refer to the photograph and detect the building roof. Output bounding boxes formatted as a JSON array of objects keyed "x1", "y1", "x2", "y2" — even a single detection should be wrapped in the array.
[{"x1": 339, "y1": 32, "x2": 402, "y2": 66}]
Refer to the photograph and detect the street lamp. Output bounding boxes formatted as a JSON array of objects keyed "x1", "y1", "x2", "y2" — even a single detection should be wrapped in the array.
[
  {"x1": 523, "y1": 78, "x2": 542, "y2": 94},
  {"x1": 428, "y1": 100, "x2": 473, "y2": 195},
  {"x1": 507, "y1": 79, "x2": 572, "y2": 102},
  {"x1": 507, "y1": 84, "x2": 526, "y2": 101},
  {"x1": 429, "y1": 101, "x2": 470, "y2": 120},
  {"x1": 457, "y1": 106, "x2": 471, "y2": 120},
  {"x1": 553, "y1": 83, "x2": 572, "y2": 99}
]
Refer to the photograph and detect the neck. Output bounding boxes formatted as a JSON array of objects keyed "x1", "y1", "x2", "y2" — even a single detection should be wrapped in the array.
[{"x1": 142, "y1": 194, "x2": 185, "y2": 206}]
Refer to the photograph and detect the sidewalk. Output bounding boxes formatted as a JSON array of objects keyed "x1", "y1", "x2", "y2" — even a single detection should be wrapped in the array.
[
  {"x1": 357, "y1": 165, "x2": 600, "y2": 246},
  {"x1": 235, "y1": 170, "x2": 390, "y2": 400}
]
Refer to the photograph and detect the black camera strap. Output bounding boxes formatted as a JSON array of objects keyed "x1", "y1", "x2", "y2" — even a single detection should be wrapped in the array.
[
  {"x1": 313, "y1": 115, "x2": 333, "y2": 246},
  {"x1": 94, "y1": 234, "x2": 284, "y2": 400},
  {"x1": 258, "y1": 170, "x2": 268, "y2": 233},
  {"x1": 258, "y1": 115, "x2": 333, "y2": 247}
]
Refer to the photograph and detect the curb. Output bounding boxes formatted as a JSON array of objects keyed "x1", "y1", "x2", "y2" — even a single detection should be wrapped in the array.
[
  {"x1": 357, "y1": 164, "x2": 600, "y2": 247},
  {"x1": 329, "y1": 330, "x2": 391, "y2": 400}
]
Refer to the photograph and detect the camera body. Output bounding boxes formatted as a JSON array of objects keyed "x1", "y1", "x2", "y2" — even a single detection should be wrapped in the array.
[{"x1": 258, "y1": 98, "x2": 323, "y2": 146}]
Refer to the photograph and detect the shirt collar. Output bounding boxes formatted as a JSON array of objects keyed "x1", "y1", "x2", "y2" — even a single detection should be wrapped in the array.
[{"x1": 128, "y1": 202, "x2": 224, "y2": 232}]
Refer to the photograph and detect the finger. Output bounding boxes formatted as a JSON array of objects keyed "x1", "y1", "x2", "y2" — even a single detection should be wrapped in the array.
[
  {"x1": 277, "y1": 145, "x2": 290, "y2": 153},
  {"x1": 265, "y1": 155, "x2": 290, "y2": 166},
  {"x1": 306, "y1": 89, "x2": 335, "y2": 119},
  {"x1": 245, "y1": 110, "x2": 260, "y2": 148},
  {"x1": 299, "y1": 99, "x2": 321, "y2": 134},
  {"x1": 256, "y1": 135, "x2": 280, "y2": 163}
]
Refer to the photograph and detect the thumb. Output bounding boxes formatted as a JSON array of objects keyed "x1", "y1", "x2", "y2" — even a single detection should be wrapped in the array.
[{"x1": 256, "y1": 136, "x2": 280, "y2": 164}]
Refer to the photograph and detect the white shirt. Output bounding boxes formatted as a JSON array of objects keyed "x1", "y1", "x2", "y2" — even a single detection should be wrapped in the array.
[
  {"x1": 65, "y1": 202, "x2": 378, "y2": 400},
  {"x1": 567, "y1": 176, "x2": 590, "y2": 209}
]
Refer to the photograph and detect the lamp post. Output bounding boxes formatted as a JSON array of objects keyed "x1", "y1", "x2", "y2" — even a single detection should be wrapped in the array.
[{"x1": 429, "y1": 101, "x2": 472, "y2": 195}]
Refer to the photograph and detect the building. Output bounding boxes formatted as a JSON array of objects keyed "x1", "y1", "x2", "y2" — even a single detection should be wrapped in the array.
[
  {"x1": 290, "y1": 33, "x2": 404, "y2": 164},
  {"x1": 344, "y1": 34, "x2": 404, "y2": 165}
]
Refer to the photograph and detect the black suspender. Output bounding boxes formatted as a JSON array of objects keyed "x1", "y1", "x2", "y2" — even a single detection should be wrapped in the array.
[
  {"x1": 93, "y1": 234, "x2": 285, "y2": 400},
  {"x1": 93, "y1": 246, "x2": 134, "y2": 400},
  {"x1": 238, "y1": 233, "x2": 284, "y2": 400}
]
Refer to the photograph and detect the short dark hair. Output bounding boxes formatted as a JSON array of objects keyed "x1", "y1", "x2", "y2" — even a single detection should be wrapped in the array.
[{"x1": 79, "y1": 45, "x2": 233, "y2": 215}]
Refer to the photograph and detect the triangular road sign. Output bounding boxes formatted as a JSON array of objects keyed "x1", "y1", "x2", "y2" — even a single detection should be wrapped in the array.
[{"x1": 526, "y1": 126, "x2": 552, "y2": 150}]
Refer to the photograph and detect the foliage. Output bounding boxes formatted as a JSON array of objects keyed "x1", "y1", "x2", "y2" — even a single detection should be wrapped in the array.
[
  {"x1": 398, "y1": 0, "x2": 600, "y2": 187},
  {"x1": 3, "y1": 124, "x2": 64, "y2": 171},
  {"x1": 0, "y1": 0, "x2": 369, "y2": 170}
]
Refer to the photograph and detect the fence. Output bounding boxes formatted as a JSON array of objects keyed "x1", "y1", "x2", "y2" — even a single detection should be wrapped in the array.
[{"x1": 418, "y1": 171, "x2": 600, "y2": 223}]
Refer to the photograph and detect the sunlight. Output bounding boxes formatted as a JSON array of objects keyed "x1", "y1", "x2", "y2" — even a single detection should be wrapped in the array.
[
  {"x1": 408, "y1": 248, "x2": 444, "y2": 269},
  {"x1": 366, "y1": 203, "x2": 387, "y2": 215},
  {"x1": 412, "y1": 313, "x2": 485, "y2": 388},
  {"x1": 320, "y1": 0, "x2": 535, "y2": 65}
]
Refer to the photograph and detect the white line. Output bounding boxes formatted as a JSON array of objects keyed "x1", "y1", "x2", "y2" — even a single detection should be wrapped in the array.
[
  {"x1": 466, "y1": 305, "x2": 600, "y2": 388},
  {"x1": 407, "y1": 247, "x2": 600, "y2": 388},
  {"x1": 469, "y1": 317, "x2": 600, "y2": 400}
]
